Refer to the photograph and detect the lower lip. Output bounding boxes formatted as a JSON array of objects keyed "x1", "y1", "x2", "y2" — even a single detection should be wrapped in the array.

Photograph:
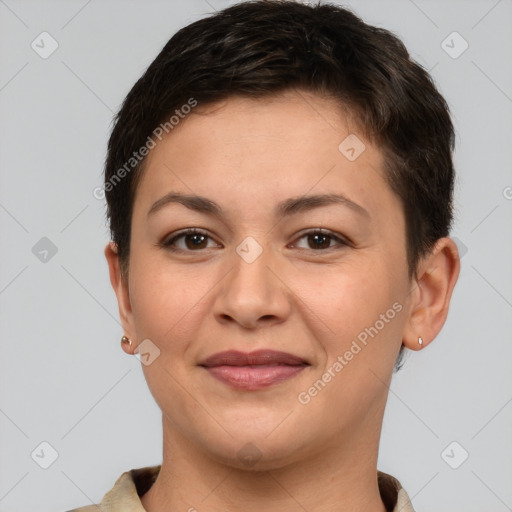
[{"x1": 203, "y1": 365, "x2": 307, "y2": 390}]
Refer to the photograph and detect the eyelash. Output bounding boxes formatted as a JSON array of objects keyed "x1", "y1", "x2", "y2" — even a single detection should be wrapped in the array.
[{"x1": 160, "y1": 228, "x2": 350, "y2": 253}]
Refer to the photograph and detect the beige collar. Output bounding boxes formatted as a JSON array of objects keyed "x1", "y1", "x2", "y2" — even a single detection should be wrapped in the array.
[{"x1": 67, "y1": 465, "x2": 415, "y2": 512}]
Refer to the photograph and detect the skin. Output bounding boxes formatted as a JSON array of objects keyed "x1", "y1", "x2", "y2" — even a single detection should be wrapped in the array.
[{"x1": 105, "y1": 89, "x2": 460, "y2": 512}]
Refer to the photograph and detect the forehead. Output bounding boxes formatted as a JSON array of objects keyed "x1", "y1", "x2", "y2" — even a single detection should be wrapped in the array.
[{"x1": 132, "y1": 90, "x2": 395, "y2": 224}]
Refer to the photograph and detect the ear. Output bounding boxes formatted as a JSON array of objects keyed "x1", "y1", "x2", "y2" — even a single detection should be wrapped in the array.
[
  {"x1": 104, "y1": 241, "x2": 137, "y2": 355},
  {"x1": 402, "y1": 237, "x2": 460, "y2": 351}
]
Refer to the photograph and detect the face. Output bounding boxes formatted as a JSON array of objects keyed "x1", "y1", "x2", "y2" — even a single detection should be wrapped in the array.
[{"x1": 110, "y1": 90, "x2": 417, "y2": 468}]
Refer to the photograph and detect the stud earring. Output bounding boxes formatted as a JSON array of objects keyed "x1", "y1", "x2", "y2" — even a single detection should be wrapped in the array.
[
  {"x1": 418, "y1": 337, "x2": 423, "y2": 346},
  {"x1": 121, "y1": 335, "x2": 132, "y2": 347}
]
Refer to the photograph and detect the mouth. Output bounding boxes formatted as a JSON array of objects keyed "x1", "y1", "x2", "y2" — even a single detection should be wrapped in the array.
[{"x1": 199, "y1": 349, "x2": 310, "y2": 390}]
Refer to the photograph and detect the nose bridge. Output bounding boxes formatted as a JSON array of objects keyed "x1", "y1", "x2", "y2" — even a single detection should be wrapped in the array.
[
  {"x1": 214, "y1": 235, "x2": 290, "y2": 327},
  {"x1": 233, "y1": 235, "x2": 273, "y2": 294}
]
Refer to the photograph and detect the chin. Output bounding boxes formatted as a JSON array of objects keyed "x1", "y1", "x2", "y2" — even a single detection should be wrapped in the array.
[
  {"x1": 195, "y1": 419, "x2": 313, "y2": 472},
  {"x1": 207, "y1": 437, "x2": 305, "y2": 472}
]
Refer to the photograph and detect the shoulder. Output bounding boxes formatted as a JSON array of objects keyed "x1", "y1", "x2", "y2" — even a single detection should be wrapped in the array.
[
  {"x1": 63, "y1": 465, "x2": 161, "y2": 512},
  {"x1": 377, "y1": 470, "x2": 415, "y2": 512}
]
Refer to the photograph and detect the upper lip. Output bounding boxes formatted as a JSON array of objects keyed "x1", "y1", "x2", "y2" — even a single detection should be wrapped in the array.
[{"x1": 200, "y1": 350, "x2": 309, "y2": 367}]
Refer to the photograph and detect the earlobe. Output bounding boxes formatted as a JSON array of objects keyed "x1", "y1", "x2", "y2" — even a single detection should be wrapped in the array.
[
  {"x1": 121, "y1": 335, "x2": 136, "y2": 356},
  {"x1": 402, "y1": 237, "x2": 460, "y2": 351},
  {"x1": 104, "y1": 242, "x2": 136, "y2": 345}
]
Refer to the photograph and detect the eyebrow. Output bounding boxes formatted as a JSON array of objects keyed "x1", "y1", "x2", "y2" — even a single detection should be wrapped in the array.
[{"x1": 147, "y1": 191, "x2": 370, "y2": 220}]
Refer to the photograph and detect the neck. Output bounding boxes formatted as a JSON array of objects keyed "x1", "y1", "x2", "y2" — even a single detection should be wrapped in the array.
[{"x1": 141, "y1": 415, "x2": 388, "y2": 512}]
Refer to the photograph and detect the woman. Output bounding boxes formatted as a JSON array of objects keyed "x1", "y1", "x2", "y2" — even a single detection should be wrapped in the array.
[{"x1": 68, "y1": 1, "x2": 460, "y2": 510}]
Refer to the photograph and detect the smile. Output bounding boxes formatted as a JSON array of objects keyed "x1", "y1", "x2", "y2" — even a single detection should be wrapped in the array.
[{"x1": 199, "y1": 349, "x2": 310, "y2": 390}]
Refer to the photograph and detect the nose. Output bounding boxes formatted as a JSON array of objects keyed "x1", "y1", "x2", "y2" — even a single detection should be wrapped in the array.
[{"x1": 212, "y1": 239, "x2": 292, "y2": 330}]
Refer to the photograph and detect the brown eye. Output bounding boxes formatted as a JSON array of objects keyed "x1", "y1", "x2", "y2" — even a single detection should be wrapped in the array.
[
  {"x1": 161, "y1": 228, "x2": 348, "y2": 254},
  {"x1": 306, "y1": 232, "x2": 332, "y2": 250},
  {"x1": 162, "y1": 229, "x2": 219, "y2": 252},
  {"x1": 292, "y1": 229, "x2": 349, "y2": 251}
]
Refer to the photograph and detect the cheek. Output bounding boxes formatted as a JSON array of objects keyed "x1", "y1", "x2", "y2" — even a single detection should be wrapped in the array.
[
  {"x1": 128, "y1": 261, "x2": 212, "y2": 409},
  {"x1": 298, "y1": 257, "x2": 404, "y2": 366},
  {"x1": 128, "y1": 255, "x2": 206, "y2": 351}
]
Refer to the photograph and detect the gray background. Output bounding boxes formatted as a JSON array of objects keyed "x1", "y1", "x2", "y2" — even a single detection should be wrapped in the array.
[{"x1": 0, "y1": 1, "x2": 511, "y2": 511}]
